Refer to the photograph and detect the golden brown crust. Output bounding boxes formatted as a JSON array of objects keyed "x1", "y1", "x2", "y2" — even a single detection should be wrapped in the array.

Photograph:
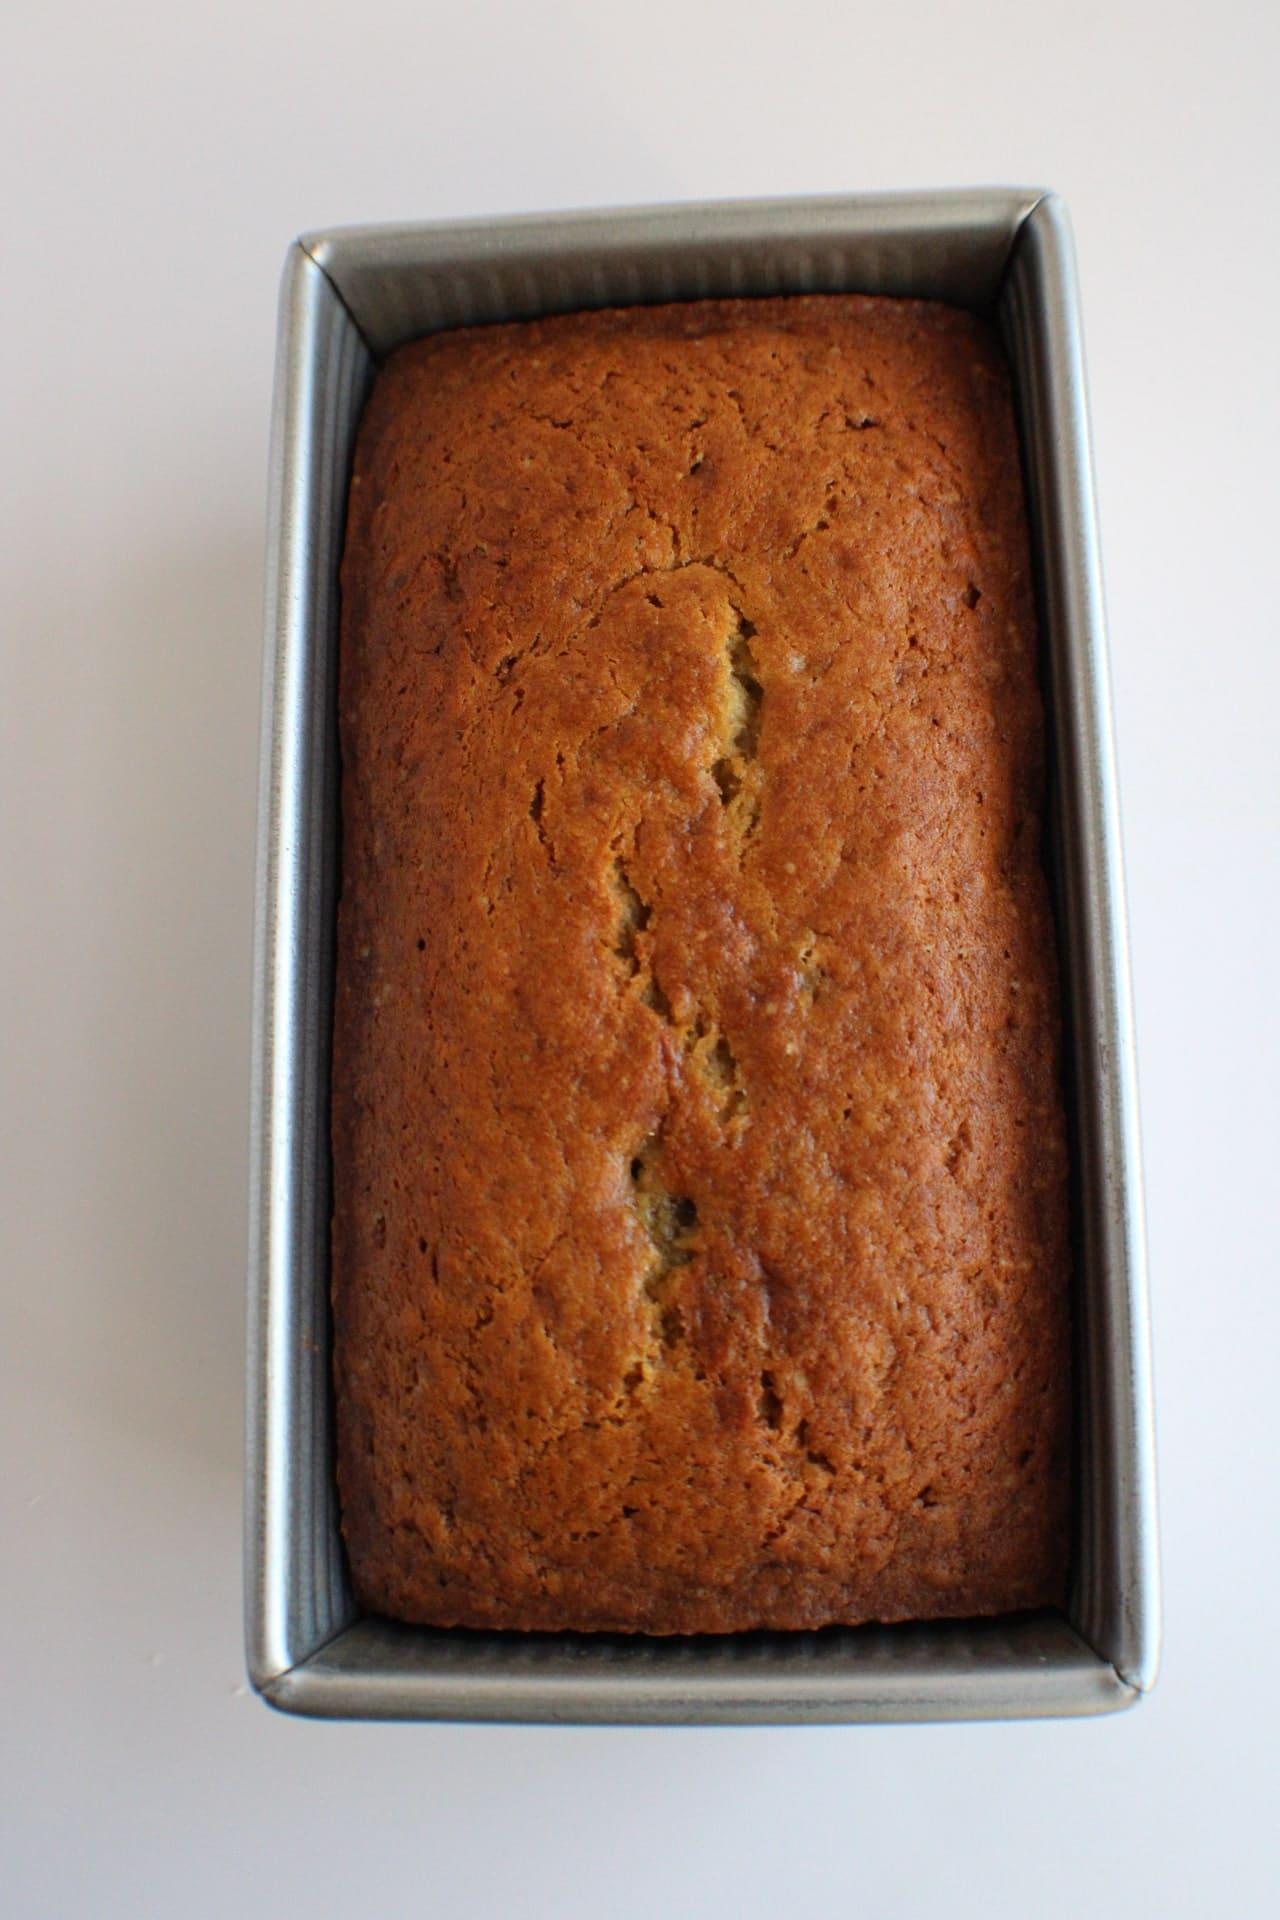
[{"x1": 332, "y1": 295, "x2": 1071, "y2": 1633}]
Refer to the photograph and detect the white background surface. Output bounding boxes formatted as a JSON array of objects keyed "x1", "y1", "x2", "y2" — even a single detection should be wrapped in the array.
[{"x1": 4, "y1": 2, "x2": 1278, "y2": 1913}]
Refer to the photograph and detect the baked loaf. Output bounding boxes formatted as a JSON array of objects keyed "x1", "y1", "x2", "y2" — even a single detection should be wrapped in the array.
[{"x1": 333, "y1": 295, "x2": 1071, "y2": 1633}]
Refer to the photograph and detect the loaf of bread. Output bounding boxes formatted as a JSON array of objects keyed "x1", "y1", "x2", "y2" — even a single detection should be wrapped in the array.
[{"x1": 332, "y1": 295, "x2": 1071, "y2": 1633}]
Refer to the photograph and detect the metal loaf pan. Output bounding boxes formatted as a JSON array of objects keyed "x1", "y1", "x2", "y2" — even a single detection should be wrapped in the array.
[{"x1": 247, "y1": 190, "x2": 1159, "y2": 1722}]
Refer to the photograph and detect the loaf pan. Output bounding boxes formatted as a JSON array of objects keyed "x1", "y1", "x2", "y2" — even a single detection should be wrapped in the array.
[{"x1": 246, "y1": 190, "x2": 1159, "y2": 1722}]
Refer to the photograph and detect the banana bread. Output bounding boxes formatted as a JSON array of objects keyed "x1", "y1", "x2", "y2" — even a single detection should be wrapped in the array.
[{"x1": 332, "y1": 294, "x2": 1071, "y2": 1633}]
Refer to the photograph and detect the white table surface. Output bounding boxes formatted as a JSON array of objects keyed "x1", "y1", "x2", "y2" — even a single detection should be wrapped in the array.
[{"x1": 4, "y1": 2, "x2": 1277, "y2": 1913}]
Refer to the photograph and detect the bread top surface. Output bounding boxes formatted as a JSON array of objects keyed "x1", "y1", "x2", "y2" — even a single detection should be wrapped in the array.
[{"x1": 332, "y1": 295, "x2": 1071, "y2": 1632}]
